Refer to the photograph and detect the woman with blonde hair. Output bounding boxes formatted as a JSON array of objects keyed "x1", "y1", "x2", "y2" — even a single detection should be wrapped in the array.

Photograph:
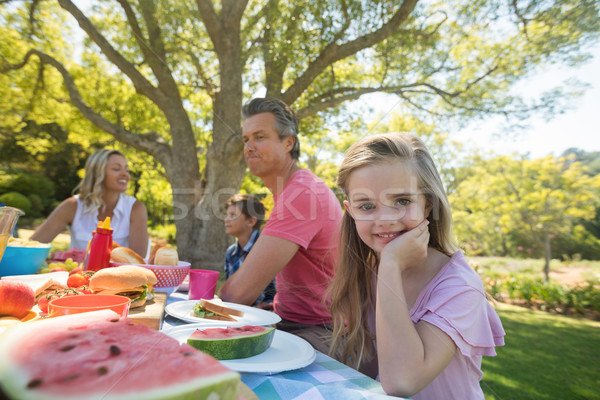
[
  {"x1": 31, "y1": 149, "x2": 148, "y2": 257},
  {"x1": 328, "y1": 133, "x2": 504, "y2": 399}
]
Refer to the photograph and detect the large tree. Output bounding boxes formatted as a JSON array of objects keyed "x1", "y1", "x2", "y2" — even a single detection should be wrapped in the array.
[
  {"x1": 1, "y1": 0, "x2": 599, "y2": 267},
  {"x1": 450, "y1": 154, "x2": 600, "y2": 281}
]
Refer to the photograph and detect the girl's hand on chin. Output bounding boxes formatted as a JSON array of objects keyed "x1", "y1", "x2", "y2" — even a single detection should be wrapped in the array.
[{"x1": 380, "y1": 219, "x2": 430, "y2": 271}]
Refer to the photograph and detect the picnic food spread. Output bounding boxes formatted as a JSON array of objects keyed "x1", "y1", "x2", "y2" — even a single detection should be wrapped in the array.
[
  {"x1": 0, "y1": 309, "x2": 240, "y2": 400},
  {"x1": 0, "y1": 233, "x2": 332, "y2": 399},
  {"x1": 187, "y1": 325, "x2": 276, "y2": 360},
  {"x1": 193, "y1": 298, "x2": 245, "y2": 321}
]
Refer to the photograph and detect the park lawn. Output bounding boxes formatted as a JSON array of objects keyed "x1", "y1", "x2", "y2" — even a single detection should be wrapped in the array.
[{"x1": 481, "y1": 302, "x2": 600, "y2": 400}]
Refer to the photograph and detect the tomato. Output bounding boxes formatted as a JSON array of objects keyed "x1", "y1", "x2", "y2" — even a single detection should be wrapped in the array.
[
  {"x1": 37, "y1": 293, "x2": 59, "y2": 314},
  {"x1": 69, "y1": 267, "x2": 83, "y2": 276},
  {"x1": 67, "y1": 274, "x2": 89, "y2": 288},
  {"x1": 50, "y1": 266, "x2": 68, "y2": 272},
  {"x1": 38, "y1": 288, "x2": 88, "y2": 313}
]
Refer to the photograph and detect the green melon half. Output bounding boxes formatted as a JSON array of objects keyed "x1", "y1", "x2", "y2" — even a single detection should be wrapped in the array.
[{"x1": 187, "y1": 325, "x2": 275, "y2": 360}]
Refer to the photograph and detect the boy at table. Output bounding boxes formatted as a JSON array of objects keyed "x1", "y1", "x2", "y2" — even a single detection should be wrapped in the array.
[
  {"x1": 223, "y1": 193, "x2": 276, "y2": 307},
  {"x1": 219, "y1": 98, "x2": 343, "y2": 355}
]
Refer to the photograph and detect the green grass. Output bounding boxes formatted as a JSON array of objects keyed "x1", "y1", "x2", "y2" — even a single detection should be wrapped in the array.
[
  {"x1": 469, "y1": 256, "x2": 600, "y2": 283},
  {"x1": 482, "y1": 303, "x2": 600, "y2": 399}
]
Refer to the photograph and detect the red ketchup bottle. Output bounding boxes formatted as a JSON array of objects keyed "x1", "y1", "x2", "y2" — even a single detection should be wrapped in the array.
[{"x1": 84, "y1": 217, "x2": 113, "y2": 272}]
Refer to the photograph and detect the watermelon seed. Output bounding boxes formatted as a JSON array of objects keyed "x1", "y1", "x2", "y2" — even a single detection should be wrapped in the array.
[
  {"x1": 97, "y1": 366, "x2": 108, "y2": 375},
  {"x1": 26, "y1": 379, "x2": 43, "y2": 389},
  {"x1": 61, "y1": 374, "x2": 80, "y2": 382},
  {"x1": 110, "y1": 319, "x2": 119, "y2": 322},
  {"x1": 182, "y1": 352, "x2": 193, "y2": 356},
  {"x1": 60, "y1": 344, "x2": 76, "y2": 352},
  {"x1": 110, "y1": 345, "x2": 122, "y2": 355}
]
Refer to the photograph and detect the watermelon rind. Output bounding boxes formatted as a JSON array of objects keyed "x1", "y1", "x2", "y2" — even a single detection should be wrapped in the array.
[
  {"x1": 0, "y1": 372, "x2": 240, "y2": 400},
  {"x1": 0, "y1": 310, "x2": 240, "y2": 400},
  {"x1": 187, "y1": 325, "x2": 275, "y2": 360}
]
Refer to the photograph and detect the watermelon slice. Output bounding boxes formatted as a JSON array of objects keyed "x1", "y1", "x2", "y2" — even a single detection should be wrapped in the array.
[
  {"x1": 0, "y1": 310, "x2": 240, "y2": 400},
  {"x1": 187, "y1": 325, "x2": 275, "y2": 360}
]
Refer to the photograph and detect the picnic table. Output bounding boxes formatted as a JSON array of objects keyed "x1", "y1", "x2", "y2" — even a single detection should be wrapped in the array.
[{"x1": 163, "y1": 292, "x2": 401, "y2": 400}]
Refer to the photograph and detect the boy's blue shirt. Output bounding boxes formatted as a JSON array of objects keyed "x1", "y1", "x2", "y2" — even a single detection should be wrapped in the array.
[{"x1": 224, "y1": 229, "x2": 276, "y2": 304}]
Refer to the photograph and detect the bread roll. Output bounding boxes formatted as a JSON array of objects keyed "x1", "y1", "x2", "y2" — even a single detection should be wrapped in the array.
[
  {"x1": 110, "y1": 247, "x2": 145, "y2": 264},
  {"x1": 148, "y1": 240, "x2": 168, "y2": 264},
  {"x1": 154, "y1": 247, "x2": 178, "y2": 266},
  {"x1": 89, "y1": 265, "x2": 149, "y2": 292}
]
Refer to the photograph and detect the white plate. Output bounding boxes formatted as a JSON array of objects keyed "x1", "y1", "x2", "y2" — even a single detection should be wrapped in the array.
[
  {"x1": 164, "y1": 323, "x2": 316, "y2": 374},
  {"x1": 165, "y1": 300, "x2": 281, "y2": 326}
]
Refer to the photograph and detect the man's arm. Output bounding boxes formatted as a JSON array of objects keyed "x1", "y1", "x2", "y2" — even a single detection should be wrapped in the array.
[{"x1": 219, "y1": 235, "x2": 299, "y2": 305}]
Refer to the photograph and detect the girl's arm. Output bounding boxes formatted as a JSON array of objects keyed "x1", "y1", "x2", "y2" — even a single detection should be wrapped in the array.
[
  {"x1": 30, "y1": 198, "x2": 78, "y2": 244},
  {"x1": 376, "y1": 220, "x2": 456, "y2": 397},
  {"x1": 128, "y1": 200, "x2": 149, "y2": 258}
]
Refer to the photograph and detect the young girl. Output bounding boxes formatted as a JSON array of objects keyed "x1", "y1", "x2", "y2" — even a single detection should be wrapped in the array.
[{"x1": 329, "y1": 133, "x2": 505, "y2": 399}]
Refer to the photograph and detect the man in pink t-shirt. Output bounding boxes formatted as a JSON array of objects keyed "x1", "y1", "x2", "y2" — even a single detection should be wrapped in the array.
[{"x1": 219, "y1": 98, "x2": 342, "y2": 353}]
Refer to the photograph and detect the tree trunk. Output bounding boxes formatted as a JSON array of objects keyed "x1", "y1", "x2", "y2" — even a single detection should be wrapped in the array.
[
  {"x1": 543, "y1": 231, "x2": 551, "y2": 282},
  {"x1": 183, "y1": 21, "x2": 247, "y2": 270},
  {"x1": 164, "y1": 116, "x2": 202, "y2": 269}
]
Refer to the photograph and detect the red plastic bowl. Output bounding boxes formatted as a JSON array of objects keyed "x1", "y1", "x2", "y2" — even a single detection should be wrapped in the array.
[{"x1": 48, "y1": 294, "x2": 131, "y2": 318}]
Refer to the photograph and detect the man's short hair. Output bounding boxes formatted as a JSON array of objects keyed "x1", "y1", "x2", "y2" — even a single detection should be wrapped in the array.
[
  {"x1": 225, "y1": 193, "x2": 266, "y2": 230},
  {"x1": 241, "y1": 97, "x2": 300, "y2": 160}
]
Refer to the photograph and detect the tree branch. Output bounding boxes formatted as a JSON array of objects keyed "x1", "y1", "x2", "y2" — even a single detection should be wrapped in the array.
[
  {"x1": 296, "y1": 60, "x2": 500, "y2": 119},
  {"x1": 57, "y1": 0, "x2": 161, "y2": 103},
  {"x1": 282, "y1": 0, "x2": 419, "y2": 104},
  {"x1": 114, "y1": 0, "x2": 172, "y2": 91},
  {"x1": 189, "y1": 51, "x2": 216, "y2": 98},
  {"x1": 196, "y1": 0, "x2": 248, "y2": 54},
  {"x1": 297, "y1": 88, "x2": 381, "y2": 119},
  {"x1": 3, "y1": 49, "x2": 172, "y2": 162},
  {"x1": 511, "y1": 0, "x2": 530, "y2": 38}
]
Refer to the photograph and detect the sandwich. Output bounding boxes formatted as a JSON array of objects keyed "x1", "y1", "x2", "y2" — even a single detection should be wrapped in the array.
[
  {"x1": 89, "y1": 265, "x2": 157, "y2": 308},
  {"x1": 34, "y1": 279, "x2": 68, "y2": 303},
  {"x1": 192, "y1": 299, "x2": 244, "y2": 321},
  {"x1": 110, "y1": 246, "x2": 145, "y2": 264},
  {"x1": 1, "y1": 273, "x2": 69, "y2": 305},
  {"x1": 154, "y1": 247, "x2": 179, "y2": 266}
]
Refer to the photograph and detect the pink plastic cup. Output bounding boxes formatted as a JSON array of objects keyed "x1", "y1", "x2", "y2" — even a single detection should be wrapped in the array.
[{"x1": 189, "y1": 269, "x2": 220, "y2": 300}]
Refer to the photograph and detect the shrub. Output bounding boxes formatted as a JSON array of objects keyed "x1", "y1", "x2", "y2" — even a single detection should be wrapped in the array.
[
  {"x1": 480, "y1": 272, "x2": 600, "y2": 317},
  {"x1": 148, "y1": 223, "x2": 177, "y2": 244},
  {"x1": 0, "y1": 192, "x2": 32, "y2": 214},
  {"x1": 27, "y1": 193, "x2": 44, "y2": 218}
]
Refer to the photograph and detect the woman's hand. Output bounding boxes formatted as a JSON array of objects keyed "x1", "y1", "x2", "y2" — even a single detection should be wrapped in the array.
[{"x1": 379, "y1": 219, "x2": 429, "y2": 272}]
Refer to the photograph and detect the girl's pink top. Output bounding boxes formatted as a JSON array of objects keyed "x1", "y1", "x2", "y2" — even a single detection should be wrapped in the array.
[{"x1": 373, "y1": 251, "x2": 505, "y2": 399}]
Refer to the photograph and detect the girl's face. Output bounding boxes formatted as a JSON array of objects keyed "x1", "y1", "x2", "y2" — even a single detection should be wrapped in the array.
[
  {"x1": 344, "y1": 160, "x2": 431, "y2": 255},
  {"x1": 103, "y1": 154, "x2": 130, "y2": 192}
]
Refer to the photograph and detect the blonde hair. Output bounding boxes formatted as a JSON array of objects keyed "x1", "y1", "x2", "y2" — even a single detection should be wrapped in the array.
[
  {"x1": 328, "y1": 132, "x2": 459, "y2": 368},
  {"x1": 73, "y1": 149, "x2": 126, "y2": 214}
]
